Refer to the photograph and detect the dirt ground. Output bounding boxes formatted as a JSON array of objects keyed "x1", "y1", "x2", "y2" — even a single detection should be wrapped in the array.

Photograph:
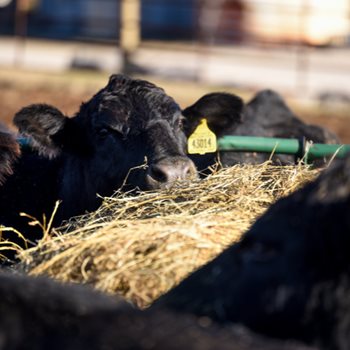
[{"x1": 1, "y1": 68, "x2": 350, "y2": 143}]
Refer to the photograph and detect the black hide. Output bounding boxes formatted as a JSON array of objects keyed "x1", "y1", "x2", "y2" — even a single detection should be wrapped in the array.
[
  {"x1": 0, "y1": 272, "x2": 316, "y2": 350},
  {"x1": 0, "y1": 124, "x2": 20, "y2": 185}
]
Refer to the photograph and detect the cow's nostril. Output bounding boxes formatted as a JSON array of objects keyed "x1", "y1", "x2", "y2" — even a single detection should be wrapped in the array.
[
  {"x1": 184, "y1": 162, "x2": 197, "y2": 178},
  {"x1": 149, "y1": 164, "x2": 169, "y2": 183}
]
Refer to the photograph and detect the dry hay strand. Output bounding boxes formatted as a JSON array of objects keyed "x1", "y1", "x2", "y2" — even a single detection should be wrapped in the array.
[{"x1": 18, "y1": 162, "x2": 319, "y2": 308}]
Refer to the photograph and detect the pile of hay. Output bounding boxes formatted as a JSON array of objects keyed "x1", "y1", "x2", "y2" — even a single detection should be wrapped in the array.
[{"x1": 19, "y1": 162, "x2": 319, "y2": 308}]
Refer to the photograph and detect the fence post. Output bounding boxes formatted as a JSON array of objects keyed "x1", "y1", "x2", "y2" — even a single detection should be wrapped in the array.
[
  {"x1": 120, "y1": 0, "x2": 141, "y2": 74},
  {"x1": 14, "y1": 0, "x2": 28, "y2": 67},
  {"x1": 295, "y1": 0, "x2": 310, "y2": 94}
]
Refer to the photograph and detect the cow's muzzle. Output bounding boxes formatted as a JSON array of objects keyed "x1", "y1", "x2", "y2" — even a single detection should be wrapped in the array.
[{"x1": 146, "y1": 157, "x2": 197, "y2": 190}]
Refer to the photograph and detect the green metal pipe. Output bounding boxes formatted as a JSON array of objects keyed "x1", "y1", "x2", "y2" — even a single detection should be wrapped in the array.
[
  {"x1": 218, "y1": 136, "x2": 350, "y2": 160},
  {"x1": 218, "y1": 136, "x2": 302, "y2": 155},
  {"x1": 305, "y1": 143, "x2": 350, "y2": 160},
  {"x1": 18, "y1": 136, "x2": 350, "y2": 161}
]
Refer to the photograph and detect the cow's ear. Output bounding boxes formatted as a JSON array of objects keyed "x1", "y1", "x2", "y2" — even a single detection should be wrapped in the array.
[
  {"x1": 106, "y1": 74, "x2": 131, "y2": 91},
  {"x1": 0, "y1": 129, "x2": 20, "y2": 185},
  {"x1": 14, "y1": 104, "x2": 76, "y2": 158},
  {"x1": 182, "y1": 92, "x2": 244, "y2": 137}
]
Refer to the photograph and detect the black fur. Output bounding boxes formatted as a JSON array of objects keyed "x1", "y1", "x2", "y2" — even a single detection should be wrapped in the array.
[
  {"x1": 0, "y1": 75, "x2": 198, "y2": 259},
  {"x1": 0, "y1": 272, "x2": 316, "y2": 350},
  {"x1": 154, "y1": 154, "x2": 350, "y2": 350},
  {"x1": 0, "y1": 124, "x2": 20, "y2": 185},
  {"x1": 182, "y1": 92, "x2": 244, "y2": 137}
]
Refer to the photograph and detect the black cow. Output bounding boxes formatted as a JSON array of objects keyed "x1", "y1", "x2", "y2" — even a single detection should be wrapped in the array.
[
  {"x1": 183, "y1": 89, "x2": 339, "y2": 171},
  {"x1": 154, "y1": 154, "x2": 350, "y2": 350},
  {"x1": 0, "y1": 75, "x2": 200, "y2": 255},
  {"x1": 0, "y1": 271, "x2": 316, "y2": 350},
  {"x1": 0, "y1": 124, "x2": 20, "y2": 185}
]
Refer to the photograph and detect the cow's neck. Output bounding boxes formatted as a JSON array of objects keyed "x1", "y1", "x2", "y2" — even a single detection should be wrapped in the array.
[{"x1": 57, "y1": 156, "x2": 104, "y2": 223}]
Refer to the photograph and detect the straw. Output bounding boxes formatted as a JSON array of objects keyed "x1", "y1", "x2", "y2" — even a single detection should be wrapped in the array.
[{"x1": 18, "y1": 162, "x2": 319, "y2": 308}]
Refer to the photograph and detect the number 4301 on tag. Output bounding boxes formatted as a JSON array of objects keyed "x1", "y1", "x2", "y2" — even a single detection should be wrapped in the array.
[{"x1": 187, "y1": 118, "x2": 217, "y2": 155}]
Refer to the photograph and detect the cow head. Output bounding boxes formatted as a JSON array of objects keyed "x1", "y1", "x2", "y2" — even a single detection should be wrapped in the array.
[
  {"x1": 155, "y1": 155, "x2": 350, "y2": 347},
  {"x1": 181, "y1": 92, "x2": 244, "y2": 172},
  {"x1": 14, "y1": 75, "x2": 198, "y2": 216},
  {"x1": 182, "y1": 92, "x2": 244, "y2": 138}
]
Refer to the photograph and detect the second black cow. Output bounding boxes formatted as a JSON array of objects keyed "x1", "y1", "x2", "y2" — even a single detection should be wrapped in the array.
[{"x1": 184, "y1": 89, "x2": 339, "y2": 171}]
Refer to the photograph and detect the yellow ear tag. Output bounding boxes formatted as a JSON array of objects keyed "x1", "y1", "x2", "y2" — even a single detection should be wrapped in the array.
[{"x1": 188, "y1": 118, "x2": 217, "y2": 155}]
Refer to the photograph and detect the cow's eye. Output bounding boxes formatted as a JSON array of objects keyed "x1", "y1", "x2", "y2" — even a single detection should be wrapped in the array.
[
  {"x1": 97, "y1": 128, "x2": 109, "y2": 138},
  {"x1": 177, "y1": 117, "x2": 185, "y2": 130}
]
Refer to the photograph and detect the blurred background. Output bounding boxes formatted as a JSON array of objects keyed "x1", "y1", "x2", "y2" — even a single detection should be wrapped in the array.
[{"x1": 0, "y1": 0, "x2": 350, "y2": 141}]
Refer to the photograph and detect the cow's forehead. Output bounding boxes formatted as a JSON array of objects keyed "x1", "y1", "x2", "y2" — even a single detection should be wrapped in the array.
[{"x1": 93, "y1": 88, "x2": 182, "y2": 126}]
